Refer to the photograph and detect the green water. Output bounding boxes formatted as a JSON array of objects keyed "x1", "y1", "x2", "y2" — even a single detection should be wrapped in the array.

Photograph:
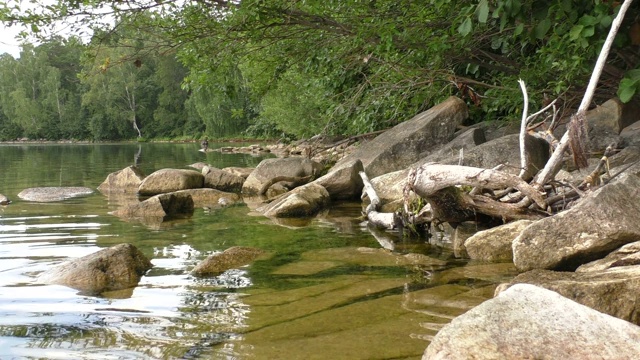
[{"x1": 0, "y1": 143, "x2": 515, "y2": 359}]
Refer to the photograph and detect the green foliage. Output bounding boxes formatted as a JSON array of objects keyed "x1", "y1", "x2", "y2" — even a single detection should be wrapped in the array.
[
  {"x1": 257, "y1": 70, "x2": 331, "y2": 138},
  {"x1": 1, "y1": 0, "x2": 639, "y2": 140},
  {"x1": 618, "y1": 69, "x2": 640, "y2": 102}
]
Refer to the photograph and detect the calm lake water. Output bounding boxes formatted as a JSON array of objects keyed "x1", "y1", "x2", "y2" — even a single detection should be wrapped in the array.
[{"x1": 0, "y1": 142, "x2": 515, "y2": 359}]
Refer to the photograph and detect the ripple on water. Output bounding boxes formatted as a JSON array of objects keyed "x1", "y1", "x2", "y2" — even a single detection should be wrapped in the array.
[{"x1": 0, "y1": 216, "x2": 254, "y2": 359}]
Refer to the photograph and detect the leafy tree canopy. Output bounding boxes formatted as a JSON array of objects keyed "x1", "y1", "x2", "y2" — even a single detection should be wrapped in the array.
[{"x1": 2, "y1": 0, "x2": 640, "y2": 139}]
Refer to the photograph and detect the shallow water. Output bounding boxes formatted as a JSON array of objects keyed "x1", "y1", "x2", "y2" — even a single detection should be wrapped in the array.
[{"x1": 0, "y1": 143, "x2": 516, "y2": 359}]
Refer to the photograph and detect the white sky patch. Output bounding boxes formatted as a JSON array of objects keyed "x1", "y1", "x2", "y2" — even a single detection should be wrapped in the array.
[
  {"x1": 0, "y1": 0, "x2": 103, "y2": 58},
  {"x1": 0, "y1": 22, "x2": 24, "y2": 58}
]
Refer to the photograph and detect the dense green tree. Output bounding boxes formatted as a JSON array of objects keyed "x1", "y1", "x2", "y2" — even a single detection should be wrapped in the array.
[
  {"x1": 0, "y1": 39, "x2": 87, "y2": 140},
  {"x1": 81, "y1": 48, "x2": 148, "y2": 139},
  {"x1": 2, "y1": 0, "x2": 639, "y2": 140},
  {"x1": 149, "y1": 55, "x2": 193, "y2": 138}
]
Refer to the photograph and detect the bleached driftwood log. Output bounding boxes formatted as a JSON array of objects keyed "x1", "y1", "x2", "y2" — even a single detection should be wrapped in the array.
[
  {"x1": 410, "y1": 164, "x2": 546, "y2": 208},
  {"x1": 407, "y1": 164, "x2": 547, "y2": 223},
  {"x1": 359, "y1": 171, "x2": 400, "y2": 229}
]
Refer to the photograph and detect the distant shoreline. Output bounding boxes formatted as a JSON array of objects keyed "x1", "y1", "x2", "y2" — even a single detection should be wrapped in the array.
[{"x1": 0, "y1": 138, "x2": 273, "y2": 144}]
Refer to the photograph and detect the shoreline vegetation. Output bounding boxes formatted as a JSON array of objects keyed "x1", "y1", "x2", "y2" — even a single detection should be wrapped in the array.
[{"x1": 0, "y1": 138, "x2": 276, "y2": 144}]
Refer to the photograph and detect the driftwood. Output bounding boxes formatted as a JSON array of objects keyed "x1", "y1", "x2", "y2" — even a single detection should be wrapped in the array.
[
  {"x1": 409, "y1": 164, "x2": 546, "y2": 209},
  {"x1": 406, "y1": 164, "x2": 547, "y2": 223},
  {"x1": 359, "y1": 171, "x2": 401, "y2": 229}
]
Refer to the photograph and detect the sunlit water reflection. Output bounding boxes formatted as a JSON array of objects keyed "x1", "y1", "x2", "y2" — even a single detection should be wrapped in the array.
[{"x1": 0, "y1": 143, "x2": 511, "y2": 359}]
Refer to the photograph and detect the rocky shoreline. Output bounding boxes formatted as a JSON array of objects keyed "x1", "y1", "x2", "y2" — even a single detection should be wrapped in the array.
[{"x1": 4, "y1": 95, "x2": 640, "y2": 359}]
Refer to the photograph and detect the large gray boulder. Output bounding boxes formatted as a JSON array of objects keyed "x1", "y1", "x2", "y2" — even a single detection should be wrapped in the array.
[
  {"x1": 332, "y1": 96, "x2": 468, "y2": 178},
  {"x1": 620, "y1": 120, "x2": 640, "y2": 147},
  {"x1": 138, "y1": 169, "x2": 204, "y2": 196},
  {"x1": 192, "y1": 246, "x2": 266, "y2": 277},
  {"x1": 98, "y1": 165, "x2": 146, "y2": 193},
  {"x1": 608, "y1": 144, "x2": 640, "y2": 168},
  {"x1": 423, "y1": 284, "x2": 640, "y2": 360},
  {"x1": 18, "y1": 187, "x2": 94, "y2": 202},
  {"x1": 257, "y1": 182, "x2": 330, "y2": 218},
  {"x1": 242, "y1": 157, "x2": 323, "y2": 196},
  {"x1": 38, "y1": 243, "x2": 153, "y2": 295},
  {"x1": 111, "y1": 191, "x2": 194, "y2": 220},
  {"x1": 496, "y1": 267, "x2": 640, "y2": 325},
  {"x1": 464, "y1": 220, "x2": 533, "y2": 262},
  {"x1": 513, "y1": 174, "x2": 640, "y2": 271},
  {"x1": 440, "y1": 133, "x2": 549, "y2": 179},
  {"x1": 202, "y1": 166, "x2": 245, "y2": 193},
  {"x1": 421, "y1": 127, "x2": 486, "y2": 164},
  {"x1": 313, "y1": 159, "x2": 364, "y2": 200},
  {"x1": 585, "y1": 98, "x2": 638, "y2": 151}
]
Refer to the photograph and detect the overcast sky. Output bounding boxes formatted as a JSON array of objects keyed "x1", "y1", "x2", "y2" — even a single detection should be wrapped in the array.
[{"x1": 0, "y1": 23, "x2": 24, "y2": 58}]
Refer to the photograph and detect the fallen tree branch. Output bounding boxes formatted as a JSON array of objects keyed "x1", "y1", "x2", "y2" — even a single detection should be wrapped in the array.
[
  {"x1": 359, "y1": 171, "x2": 400, "y2": 229},
  {"x1": 579, "y1": 142, "x2": 617, "y2": 188},
  {"x1": 409, "y1": 164, "x2": 546, "y2": 209},
  {"x1": 518, "y1": 79, "x2": 530, "y2": 179}
]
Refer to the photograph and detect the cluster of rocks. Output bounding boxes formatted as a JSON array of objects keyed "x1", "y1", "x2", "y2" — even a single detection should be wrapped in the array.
[
  {"x1": 8, "y1": 95, "x2": 640, "y2": 357},
  {"x1": 206, "y1": 96, "x2": 640, "y2": 359}
]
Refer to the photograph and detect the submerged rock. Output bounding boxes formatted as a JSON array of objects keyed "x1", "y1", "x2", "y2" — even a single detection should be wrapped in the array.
[
  {"x1": 192, "y1": 246, "x2": 266, "y2": 277},
  {"x1": 38, "y1": 243, "x2": 153, "y2": 295},
  {"x1": 18, "y1": 187, "x2": 94, "y2": 202},
  {"x1": 424, "y1": 284, "x2": 640, "y2": 360},
  {"x1": 111, "y1": 191, "x2": 194, "y2": 220}
]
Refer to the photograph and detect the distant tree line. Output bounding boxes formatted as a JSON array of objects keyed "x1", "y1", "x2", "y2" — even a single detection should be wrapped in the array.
[{"x1": 1, "y1": 1, "x2": 639, "y2": 142}]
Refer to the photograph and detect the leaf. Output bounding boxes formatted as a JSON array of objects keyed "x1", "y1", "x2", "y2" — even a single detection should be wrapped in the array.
[
  {"x1": 30, "y1": 24, "x2": 38, "y2": 33},
  {"x1": 514, "y1": 23, "x2": 524, "y2": 36},
  {"x1": 569, "y1": 25, "x2": 584, "y2": 40},
  {"x1": 458, "y1": 17, "x2": 473, "y2": 37},
  {"x1": 579, "y1": 15, "x2": 598, "y2": 26},
  {"x1": 533, "y1": 18, "x2": 551, "y2": 39},
  {"x1": 582, "y1": 26, "x2": 595, "y2": 38},
  {"x1": 600, "y1": 15, "x2": 613, "y2": 28},
  {"x1": 617, "y1": 78, "x2": 638, "y2": 103},
  {"x1": 491, "y1": 37, "x2": 503, "y2": 50},
  {"x1": 626, "y1": 69, "x2": 640, "y2": 80},
  {"x1": 477, "y1": 0, "x2": 489, "y2": 24}
]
